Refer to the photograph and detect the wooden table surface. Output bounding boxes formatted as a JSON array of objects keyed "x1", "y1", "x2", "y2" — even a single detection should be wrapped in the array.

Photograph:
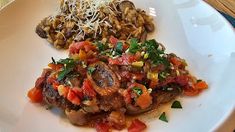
[{"x1": 205, "y1": 0, "x2": 235, "y2": 18}]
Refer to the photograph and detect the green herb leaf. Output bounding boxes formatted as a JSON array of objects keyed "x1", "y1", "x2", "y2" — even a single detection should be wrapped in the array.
[
  {"x1": 57, "y1": 58, "x2": 75, "y2": 65},
  {"x1": 171, "y1": 100, "x2": 182, "y2": 109},
  {"x1": 88, "y1": 67, "x2": 96, "y2": 75},
  {"x1": 56, "y1": 58, "x2": 77, "y2": 81},
  {"x1": 58, "y1": 67, "x2": 73, "y2": 81},
  {"x1": 143, "y1": 39, "x2": 170, "y2": 67},
  {"x1": 115, "y1": 42, "x2": 123, "y2": 55},
  {"x1": 159, "y1": 112, "x2": 168, "y2": 122},
  {"x1": 129, "y1": 38, "x2": 140, "y2": 54},
  {"x1": 97, "y1": 42, "x2": 107, "y2": 51},
  {"x1": 132, "y1": 87, "x2": 143, "y2": 96}
]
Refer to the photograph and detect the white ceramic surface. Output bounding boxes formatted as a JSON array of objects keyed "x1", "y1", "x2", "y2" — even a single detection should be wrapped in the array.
[{"x1": 0, "y1": 0, "x2": 234, "y2": 132}]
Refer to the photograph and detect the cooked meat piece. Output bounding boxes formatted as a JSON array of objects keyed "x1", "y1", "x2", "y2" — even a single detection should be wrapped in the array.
[
  {"x1": 65, "y1": 109, "x2": 89, "y2": 126},
  {"x1": 42, "y1": 84, "x2": 80, "y2": 110},
  {"x1": 153, "y1": 87, "x2": 182, "y2": 105},
  {"x1": 126, "y1": 104, "x2": 152, "y2": 115},
  {"x1": 87, "y1": 61, "x2": 120, "y2": 96},
  {"x1": 97, "y1": 93, "x2": 125, "y2": 111},
  {"x1": 35, "y1": 24, "x2": 47, "y2": 39}
]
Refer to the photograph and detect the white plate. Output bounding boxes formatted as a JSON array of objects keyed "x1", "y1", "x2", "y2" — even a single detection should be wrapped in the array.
[{"x1": 0, "y1": 0, "x2": 234, "y2": 132}]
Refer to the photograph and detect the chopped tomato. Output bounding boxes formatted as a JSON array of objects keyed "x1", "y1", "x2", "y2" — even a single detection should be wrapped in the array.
[
  {"x1": 35, "y1": 77, "x2": 45, "y2": 88},
  {"x1": 72, "y1": 87, "x2": 84, "y2": 99},
  {"x1": 27, "y1": 87, "x2": 43, "y2": 103},
  {"x1": 109, "y1": 54, "x2": 139, "y2": 65},
  {"x1": 129, "y1": 83, "x2": 152, "y2": 109},
  {"x1": 82, "y1": 79, "x2": 96, "y2": 97},
  {"x1": 95, "y1": 122, "x2": 111, "y2": 132},
  {"x1": 170, "y1": 56, "x2": 182, "y2": 67},
  {"x1": 67, "y1": 89, "x2": 81, "y2": 105},
  {"x1": 194, "y1": 81, "x2": 208, "y2": 90},
  {"x1": 109, "y1": 36, "x2": 118, "y2": 45},
  {"x1": 128, "y1": 119, "x2": 147, "y2": 132},
  {"x1": 69, "y1": 41, "x2": 97, "y2": 54}
]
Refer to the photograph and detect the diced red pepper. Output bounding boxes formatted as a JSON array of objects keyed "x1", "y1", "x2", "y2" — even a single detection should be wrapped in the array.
[
  {"x1": 95, "y1": 122, "x2": 111, "y2": 132},
  {"x1": 128, "y1": 119, "x2": 147, "y2": 132},
  {"x1": 82, "y1": 79, "x2": 96, "y2": 97},
  {"x1": 27, "y1": 87, "x2": 43, "y2": 103}
]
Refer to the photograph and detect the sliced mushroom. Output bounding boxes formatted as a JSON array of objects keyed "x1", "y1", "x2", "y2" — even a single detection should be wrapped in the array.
[
  {"x1": 87, "y1": 61, "x2": 120, "y2": 96},
  {"x1": 35, "y1": 24, "x2": 47, "y2": 39},
  {"x1": 118, "y1": 0, "x2": 135, "y2": 13},
  {"x1": 144, "y1": 22, "x2": 155, "y2": 32}
]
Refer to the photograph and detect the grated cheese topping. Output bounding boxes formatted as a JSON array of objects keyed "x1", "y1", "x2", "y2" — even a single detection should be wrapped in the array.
[{"x1": 50, "y1": 0, "x2": 120, "y2": 41}]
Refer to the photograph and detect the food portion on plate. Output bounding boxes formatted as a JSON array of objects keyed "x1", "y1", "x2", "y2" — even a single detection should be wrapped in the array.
[
  {"x1": 27, "y1": 37, "x2": 208, "y2": 131},
  {"x1": 35, "y1": 0, "x2": 155, "y2": 49}
]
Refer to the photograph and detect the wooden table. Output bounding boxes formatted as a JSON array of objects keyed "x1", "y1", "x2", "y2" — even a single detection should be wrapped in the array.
[{"x1": 205, "y1": 0, "x2": 235, "y2": 18}]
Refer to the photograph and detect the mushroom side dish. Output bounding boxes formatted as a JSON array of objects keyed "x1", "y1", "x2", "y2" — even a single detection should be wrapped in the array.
[
  {"x1": 35, "y1": 0, "x2": 155, "y2": 49},
  {"x1": 27, "y1": 37, "x2": 208, "y2": 132}
]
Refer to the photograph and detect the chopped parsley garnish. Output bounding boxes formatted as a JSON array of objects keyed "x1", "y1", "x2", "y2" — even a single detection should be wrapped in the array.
[
  {"x1": 115, "y1": 42, "x2": 123, "y2": 55},
  {"x1": 132, "y1": 87, "x2": 143, "y2": 96},
  {"x1": 56, "y1": 58, "x2": 77, "y2": 81},
  {"x1": 171, "y1": 100, "x2": 182, "y2": 109},
  {"x1": 143, "y1": 39, "x2": 170, "y2": 67},
  {"x1": 88, "y1": 67, "x2": 96, "y2": 75},
  {"x1": 159, "y1": 112, "x2": 168, "y2": 122},
  {"x1": 129, "y1": 38, "x2": 140, "y2": 54},
  {"x1": 97, "y1": 42, "x2": 107, "y2": 51}
]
